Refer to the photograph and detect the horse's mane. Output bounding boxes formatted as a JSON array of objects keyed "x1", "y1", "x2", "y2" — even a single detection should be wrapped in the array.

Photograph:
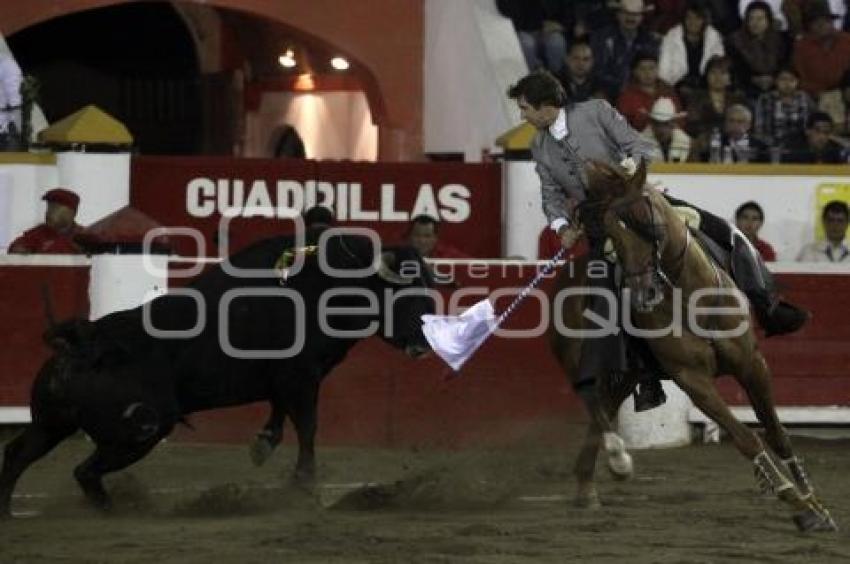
[{"x1": 577, "y1": 197, "x2": 610, "y2": 242}]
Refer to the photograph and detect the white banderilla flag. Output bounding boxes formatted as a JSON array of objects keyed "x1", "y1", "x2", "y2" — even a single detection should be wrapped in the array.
[
  {"x1": 420, "y1": 298, "x2": 499, "y2": 372},
  {"x1": 420, "y1": 247, "x2": 567, "y2": 372}
]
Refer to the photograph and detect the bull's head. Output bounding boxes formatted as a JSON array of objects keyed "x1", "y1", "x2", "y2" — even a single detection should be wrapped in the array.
[
  {"x1": 321, "y1": 235, "x2": 436, "y2": 359},
  {"x1": 376, "y1": 247, "x2": 436, "y2": 358}
]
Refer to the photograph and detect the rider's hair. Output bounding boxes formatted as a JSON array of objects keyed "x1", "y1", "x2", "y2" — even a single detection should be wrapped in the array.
[{"x1": 507, "y1": 70, "x2": 567, "y2": 109}]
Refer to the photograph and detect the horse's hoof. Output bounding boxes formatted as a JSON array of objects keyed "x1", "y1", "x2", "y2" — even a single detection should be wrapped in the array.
[
  {"x1": 607, "y1": 452, "x2": 634, "y2": 481},
  {"x1": 603, "y1": 432, "x2": 633, "y2": 480},
  {"x1": 291, "y1": 469, "x2": 316, "y2": 490},
  {"x1": 793, "y1": 508, "x2": 839, "y2": 532},
  {"x1": 249, "y1": 436, "x2": 275, "y2": 467},
  {"x1": 574, "y1": 493, "x2": 601, "y2": 510}
]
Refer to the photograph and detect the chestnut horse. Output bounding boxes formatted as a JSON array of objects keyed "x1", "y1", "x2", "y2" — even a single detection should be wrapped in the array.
[{"x1": 548, "y1": 159, "x2": 837, "y2": 532}]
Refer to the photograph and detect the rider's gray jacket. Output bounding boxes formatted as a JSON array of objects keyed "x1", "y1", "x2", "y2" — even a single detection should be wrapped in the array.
[{"x1": 531, "y1": 99, "x2": 655, "y2": 232}]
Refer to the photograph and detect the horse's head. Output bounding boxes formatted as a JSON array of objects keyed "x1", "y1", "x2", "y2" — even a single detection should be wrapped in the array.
[{"x1": 585, "y1": 159, "x2": 670, "y2": 312}]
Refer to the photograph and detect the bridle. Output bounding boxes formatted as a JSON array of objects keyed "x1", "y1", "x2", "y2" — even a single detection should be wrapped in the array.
[{"x1": 613, "y1": 192, "x2": 690, "y2": 290}]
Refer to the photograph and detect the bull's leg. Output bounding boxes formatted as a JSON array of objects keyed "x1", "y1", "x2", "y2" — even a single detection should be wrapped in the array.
[
  {"x1": 737, "y1": 353, "x2": 836, "y2": 530},
  {"x1": 250, "y1": 401, "x2": 287, "y2": 467},
  {"x1": 73, "y1": 440, "x2": 160, "y2": 510},
  {"x1": 673, "y1": 369, "x2": 835, "y2": 532},
  {"x1": 0, "y1": 424, "x2": 76, "y2": 517},
  {"x1": 288, "y1": 383, "x2": 319, "y2": 486}
]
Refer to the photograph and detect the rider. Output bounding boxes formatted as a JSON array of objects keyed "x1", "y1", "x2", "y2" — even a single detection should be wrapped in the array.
[{"x1": 508, "y1": 70, "x2": 808, "y2": 411}]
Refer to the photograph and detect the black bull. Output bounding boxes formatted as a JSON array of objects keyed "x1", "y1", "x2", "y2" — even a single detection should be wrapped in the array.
[{"x1": 0, "y1": 233, "x2": 435, "y2": 515}]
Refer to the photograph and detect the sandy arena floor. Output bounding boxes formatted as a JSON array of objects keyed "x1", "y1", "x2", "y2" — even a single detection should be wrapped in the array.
[{"x1": 2, "y1": 425, "x2": 849, "y2": 563}]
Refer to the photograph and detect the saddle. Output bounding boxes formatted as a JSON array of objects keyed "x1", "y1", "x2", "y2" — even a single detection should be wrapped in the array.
[{"x1": 689, "y1": 227, "x2": 731, "y2": 272}]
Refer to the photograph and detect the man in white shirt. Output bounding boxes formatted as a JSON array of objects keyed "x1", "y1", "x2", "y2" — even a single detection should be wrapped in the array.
[{"x1": 797, "y1": 200, "x2": 850, "y2": 262}]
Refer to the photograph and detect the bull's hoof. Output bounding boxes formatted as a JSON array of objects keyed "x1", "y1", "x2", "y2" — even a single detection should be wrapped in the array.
[
  {"x1": 249, "y1": 435, "x2": 275, "y2": 467},
  {"x1": 74, "y1": 469, "x2": 112, "y2": 511},
  {"x1": 793, "y1": 508, "x2": 839, "y2": 532}
]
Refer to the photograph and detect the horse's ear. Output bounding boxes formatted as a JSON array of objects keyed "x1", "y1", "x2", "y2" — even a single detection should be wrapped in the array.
[{"x1": 629, "y1": 158, "x2": 649, "y2": 192}]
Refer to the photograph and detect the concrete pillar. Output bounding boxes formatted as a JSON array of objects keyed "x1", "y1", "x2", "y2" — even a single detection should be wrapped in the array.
[
  {"x1": 617, "y1": 381, "x2": 694, "y2": 449},
  {"x1": 55, "y1": 152, "x2": 131, "y2": 225},
  {"x1": 502, "y1": 160, "x2": 546, "y2": 259}
]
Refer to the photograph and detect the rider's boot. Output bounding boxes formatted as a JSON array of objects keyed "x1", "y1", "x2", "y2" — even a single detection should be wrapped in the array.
[
  {"x1": 628, "y1": 337, "x2": 667, "y2": 412},
  {"x1": 730, "y1": 232, "x2": 809, "y2": 337}
]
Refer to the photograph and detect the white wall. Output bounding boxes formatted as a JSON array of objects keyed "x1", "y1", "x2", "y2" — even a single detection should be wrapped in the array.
[
  {"x1": 423, "y1": 0, "x2": 527, "y2": 161},
  {"x1": 245, "y1": 91, "x2": 378, "y2": 161},
  {"x1": 56, "y1": 152, "x2": 131, "y2": 225}
]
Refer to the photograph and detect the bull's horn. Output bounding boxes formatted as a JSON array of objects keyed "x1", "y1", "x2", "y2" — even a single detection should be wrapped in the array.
[{"x1": 377, "y1": 252, "x2": 414, "y2": 285}]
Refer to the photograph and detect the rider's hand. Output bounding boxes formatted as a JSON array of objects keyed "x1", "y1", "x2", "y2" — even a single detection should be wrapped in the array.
[
  {"x1": 620, "y1": 157, "x2": 637, "y2": 177},
  {"x1": 558, "y1": 224, "x2": 582, "y2": 249}
]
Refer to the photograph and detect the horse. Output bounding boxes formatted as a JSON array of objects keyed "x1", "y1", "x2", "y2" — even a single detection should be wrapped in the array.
[{"x1": 548, "y1": 158, "x2": 837, "y2": 532}]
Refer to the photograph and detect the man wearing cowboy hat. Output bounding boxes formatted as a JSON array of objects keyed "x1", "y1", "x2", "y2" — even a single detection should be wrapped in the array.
[
  {"x1": 792, "y1": 0, "x2": 850, "y2": 96},
  {"x1": 590, "y1": 0, "x2": 659, "y2": 96},
  {"x1": 641, "y1": 97, "x2": 692, "y2": 162},
  {"x1": 8, "y1": 188, "x2": 87, "y2": 254}
]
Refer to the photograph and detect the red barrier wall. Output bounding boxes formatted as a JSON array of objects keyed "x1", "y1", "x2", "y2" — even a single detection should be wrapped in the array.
[
  {"x1": 0, "y1": 263, "x2": 90, "y2": 404},
  {"x1": 1, "y1": 261, "x2": 848, "y2": 448}
]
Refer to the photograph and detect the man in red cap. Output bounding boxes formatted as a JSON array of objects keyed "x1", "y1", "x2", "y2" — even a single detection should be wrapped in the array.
[{"x1": 8, "y1": 188, "x2": 86, "y2": 254}]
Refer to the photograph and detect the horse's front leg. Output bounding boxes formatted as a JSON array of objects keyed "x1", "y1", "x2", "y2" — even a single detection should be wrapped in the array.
[
  {"x1": 574, "y1": 359, "x2": 634, "y2": 483},
  {"x1": 573, "y1": 419, "x2": 602, "y2": 509}
]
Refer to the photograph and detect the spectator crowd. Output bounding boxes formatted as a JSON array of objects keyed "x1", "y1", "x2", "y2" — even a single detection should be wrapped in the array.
[{"x1": 498, "y1": 0, "x2": 850, "y2": 163}]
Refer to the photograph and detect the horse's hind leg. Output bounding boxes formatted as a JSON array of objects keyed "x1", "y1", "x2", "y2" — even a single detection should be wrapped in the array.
[
  {"x1": 737, "y1": 353, "x2": 835, "y2": 528},
  {"x1": 674, "y1": 369, "x2": 835, "y2": 532},
  {"x1": 0, "y1": 423, "x2": 77, "y2": 517}
]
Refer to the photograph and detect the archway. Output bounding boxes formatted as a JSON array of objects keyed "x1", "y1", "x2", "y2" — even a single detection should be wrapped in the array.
[
  {"x1": 8, "y1": 2, "x2": 202, "y2": 154},
  {"x1": 0, "y1": 0, "x2": 422, "y2": 160}
]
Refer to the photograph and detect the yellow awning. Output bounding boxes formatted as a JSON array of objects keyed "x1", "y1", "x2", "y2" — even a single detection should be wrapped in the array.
[
  {"x1": 38, "y1": 105, "x2": 133, "y2": 145},
  {"x1": 495, "y1": 122, "x2": 536, "y2": 151}
]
